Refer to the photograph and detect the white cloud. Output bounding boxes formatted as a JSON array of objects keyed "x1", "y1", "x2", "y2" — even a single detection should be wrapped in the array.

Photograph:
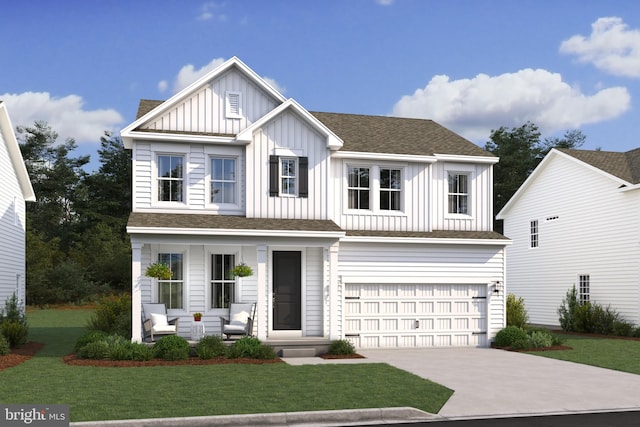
[
  {"x1": 376, "y1": 0, "x2": 395, "y2": 5},
  {"x1": 163, "y1": 58, "x2": 287, "y2": 95},
  {"x1": 391, "y1": 68, "x2": 630, "y2": 141},
  {"x1": 197, "y1": 2, "x2": 227, "y2": 22},
  {"x1": 0, "y1": 92, "x2": 123, "y2": 144},
  {"x1": 560, "y1": 17, "x2": 640, "y2": 78}
]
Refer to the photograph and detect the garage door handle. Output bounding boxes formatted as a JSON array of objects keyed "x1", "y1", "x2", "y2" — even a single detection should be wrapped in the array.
[
  {"x1": 472, "y1": 296, "x2": 487, "y2": 299},
  {"x1": 345, "y1": 296, "x2": 360, "y2": 300}
]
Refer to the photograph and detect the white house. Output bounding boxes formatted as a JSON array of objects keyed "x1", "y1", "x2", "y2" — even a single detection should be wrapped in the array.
[
  {"x1": 121, "y1": 57, "x2": 509, "y2": 349},
  {"x1": 497, "y1": 147, "x2": 640, "y2": 326},
  {"x1": 0, "y1": 101, "x2": 36, "y2": 310}
]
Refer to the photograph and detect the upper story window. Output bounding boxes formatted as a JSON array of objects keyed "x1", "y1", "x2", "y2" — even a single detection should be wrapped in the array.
[
  {"x1": 211, "y1": 157, "x2": 236, "y2": 204},
  {"x1": 225, "y1": 91, "x2": 242, "y2": 119},
  {"x1": 578, "y1": 274, "x2": 590, "y2": 304},
  {"x1": 380, "y1": 168, "x2": 401, "y2": 211},
  {"x1": 280, "y1": 158, "x2": 298, "y2": 196},
  {"x1": 348, "y1": 167, "x2": 370, "y2": 210},
  {"x1": 269, "y1": 155, "x2": 308, "y2": 198},
  {"x1": 157, "y1": 253, "x2": 184, "y2": 309},
  {"x1": 530, "y1": 220, "x2": 539, "y2": 248},
  {"x1": 157, "y1": 155, "x2": 184, "y2": 202},
  {"x1": 447, "y1": 172, "x2": 468, "y2": 214}
]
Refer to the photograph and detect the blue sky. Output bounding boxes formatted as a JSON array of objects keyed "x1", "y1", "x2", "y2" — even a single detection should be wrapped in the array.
[{"x1": 2, "y1": 0, "x2": 640, "y2": 169}]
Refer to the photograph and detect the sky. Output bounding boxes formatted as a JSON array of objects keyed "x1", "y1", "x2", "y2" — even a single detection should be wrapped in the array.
[{"x1": 2, "y1": 0, "x2": 640, "y2": 170}]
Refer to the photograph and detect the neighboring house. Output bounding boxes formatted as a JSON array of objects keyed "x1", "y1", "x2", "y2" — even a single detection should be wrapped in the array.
[
  {"x1": 121, "y1": 57, "x2": 509, "y2": 348},
  {"x1": 0, "y1": 101, "x2": 35, "y2": 310},
  {"x1": 497, "y1": 147, "x2": 640, "y2": 326}
]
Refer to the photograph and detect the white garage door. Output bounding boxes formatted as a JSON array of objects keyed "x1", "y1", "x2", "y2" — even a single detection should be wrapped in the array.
[{"x1": 344, "y1": 283, "x2": 487, "y2": 348}]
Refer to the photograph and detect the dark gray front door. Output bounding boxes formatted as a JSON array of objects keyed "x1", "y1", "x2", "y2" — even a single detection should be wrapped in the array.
[{"x1": 273, "y1": 251, "x2": 302, "y2": 330}]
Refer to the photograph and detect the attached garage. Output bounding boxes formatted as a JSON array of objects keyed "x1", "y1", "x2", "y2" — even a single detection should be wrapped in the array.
[{"x1": 344, "y1": 283, "x2": 488, "y2": 348}]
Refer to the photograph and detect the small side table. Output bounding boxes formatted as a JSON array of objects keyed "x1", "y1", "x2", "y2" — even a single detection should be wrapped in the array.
[{"x1": 190, "y1": 321, "x2": 205, "y2": 341}]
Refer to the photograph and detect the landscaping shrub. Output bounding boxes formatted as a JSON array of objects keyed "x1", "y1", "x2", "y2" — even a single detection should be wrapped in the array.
[
  {"x1": 527, "y1": 330, "x2": 554, "y2": 349},
  {"x1": 510, "y1": 338, "x2": 530, "y2": 351},
  {"x1": 0, "y1": 320, "x2": 28, "y2": 347},
  {"x1": 558, "y1": 286, "x2": 579, "y2": 332},
  {"x1": 227, "y1": 336, "x2": 275, "y2": 359},
  {"x1": 494, "y1": 326, "x2": 528, "y2": 347},
  {"x1": 153, "y1": 335, "x2": 190, "y2": 361},
  {"x1": 613, "y1": 320, "x2": 635, "y2": 337},
  {"x1": 506, "y1": 293, "x2": 528, "y2": 328},
  {"x1": 328, "y1": 339, "x2": 356, "y2": 355},
  {"x1": 105, "y1": 335, "x2": 134, "y2": 360},
  {"x1": 0, "y1": 334, "x2": 9, "y2": 356},
  {"x1": 87, "y1": 293, "x2": 131, "y2": 337},
  {"x1": 130, "y1": 343, "x2": 154, "y2": 361},
  {"x1": 74, "y1": 330, "x2": 109, "y2": 352},
  {"x1": 77, "y1": 341, "x2": 110, "y2": 360},
  {"x1": 195, "y1": 335, "x2": 226, "y2": 360},
  {"x1": 1, "y1": 293, "x2": 27, "y2": 325}
]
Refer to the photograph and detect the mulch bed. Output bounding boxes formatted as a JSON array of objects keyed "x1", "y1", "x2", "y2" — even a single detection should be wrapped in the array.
[
  {"x1": 62, "y1": 354, "x2": 284, "y2": 367},
  {"x1": 320, "y1": 353, "x2": 366, "y2": 359},
  {"x1": 0, "y1": 341, "x2": 45, "y2": 372}
]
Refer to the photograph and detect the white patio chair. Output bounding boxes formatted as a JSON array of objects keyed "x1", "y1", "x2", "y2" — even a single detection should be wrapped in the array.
[
  {"x1": 142, "y1": 303, "x2": 179, "y2": 341},
  {"x1": 219, "y1": 302, "x2": 256, "y2": 339}
]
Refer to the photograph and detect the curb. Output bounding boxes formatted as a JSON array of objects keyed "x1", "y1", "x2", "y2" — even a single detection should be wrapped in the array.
[{"x1": 70, "y1": 407, "x2": 440, "y2": 427}]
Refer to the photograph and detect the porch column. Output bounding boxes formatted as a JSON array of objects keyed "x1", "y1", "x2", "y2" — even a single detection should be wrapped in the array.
[
  {"x1": 256, "y1": 244, "x2": 268, "y2": 341},
  {"x1": 131, "y1": 240, "x2": 143, "y2": 343},
  {"x1": 328, "y1": 242, "x2": 340, "y2": 340}
]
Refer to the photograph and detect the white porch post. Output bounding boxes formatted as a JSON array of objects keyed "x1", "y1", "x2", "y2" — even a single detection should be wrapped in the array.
[
  {"x1": 328, "y1": 242, "x2": 340, "y2": 340},
  {"x1": 256, "y1": 244, "x2": 268, "y2": 341},
  {"x1": 131, "y1": 240, "x2": 143, "y2": 343}
]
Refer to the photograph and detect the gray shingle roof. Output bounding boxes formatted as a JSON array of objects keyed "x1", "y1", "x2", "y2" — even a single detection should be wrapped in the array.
[
  {"x1": 346, "y1": 230, "x2": 509, "y2": 240},
  {"x1": 558, "y1": 147, "x2": 640, "y2": 184},
  {"x1": 134, "y1": 100, "x2": 493, "y2": 158}
]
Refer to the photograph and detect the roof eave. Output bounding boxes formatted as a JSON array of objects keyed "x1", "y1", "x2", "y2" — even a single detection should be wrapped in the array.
[
  {"x1": 0, "y1": 102, "x2": 36, "y2": 202},
  {"x1": 341, "y1": 235, "x2": 511, "y2": 245},
  {"x1": 127, "y1": 225, "x2": 345, "y2": 239}
]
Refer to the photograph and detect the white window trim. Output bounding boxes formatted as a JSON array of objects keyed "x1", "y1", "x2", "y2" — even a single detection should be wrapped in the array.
[
  {"x1": 379, "y1": 166, "x2": 404, "y2": 213},
  {"x1": 344, "y1": 163, "x2": 407, "y2": 215},
  {"x1": 207, "y1": 155, "x2": 240, "y2": 208},
  {"x1": 225, "y1": 91, "x2": 242, "y2": 119},
  {"x1": 530, "y1": 219, "x2": 539, "y2": 249},
  {"x1": 445, "y1": 169, "x2": 474, "y2": 219},
  {"x1": 280, "y1": 157, "x2": 299, "y2": 197},
  {"x1": 206, "y1": 248, "x2": 241, "y2": 315},
  {"x1": 154, "y1": 153, "x2": 188, "y2": 207},
  {"x1": 152, "y1": 247, "x2": 189, "y2": 313},
  {"x1": 578, "y1": 274, "x2": 590, "y2": 303}
]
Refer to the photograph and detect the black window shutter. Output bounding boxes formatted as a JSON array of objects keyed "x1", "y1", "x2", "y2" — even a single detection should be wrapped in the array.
[
  {"x1": 269, "y1": 155, "x2": 279, "y2": 196},
  {"x1": 299, "y1": 157, "x2": 308, "y2": 198}
]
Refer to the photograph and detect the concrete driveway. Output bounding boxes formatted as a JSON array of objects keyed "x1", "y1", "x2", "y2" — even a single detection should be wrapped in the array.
[{"x1": 359, "y1": 348, "x2": 640, "y2": 418}]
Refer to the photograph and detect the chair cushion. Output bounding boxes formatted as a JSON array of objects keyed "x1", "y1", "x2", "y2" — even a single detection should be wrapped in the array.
[
  {"x1": 229, "y1": 304, "x2": 252, "y2": 327},
  {"x1": 153, "y1": 324, "x2": 177, "y2": 333},
  {"x1": 224, "y1": 324, "x2": 247, "y2": 333},
  {"x1": 150, "y1": 313, "x2": 168, "y2": 327}
]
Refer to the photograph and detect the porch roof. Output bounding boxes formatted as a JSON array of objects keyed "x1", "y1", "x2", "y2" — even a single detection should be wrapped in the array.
[{"x1": 127, "y1": 212, "x2": 344, "y2": 237}]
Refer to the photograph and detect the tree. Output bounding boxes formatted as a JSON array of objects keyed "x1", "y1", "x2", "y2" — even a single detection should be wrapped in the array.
[{"x1": 484, "y1": 123, "x2": 585, "y2": 233}]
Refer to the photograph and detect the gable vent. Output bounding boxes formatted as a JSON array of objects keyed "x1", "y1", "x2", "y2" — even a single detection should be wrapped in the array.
[{"x1": 226, "y1": 92, "x2": 241, "y2": 118}]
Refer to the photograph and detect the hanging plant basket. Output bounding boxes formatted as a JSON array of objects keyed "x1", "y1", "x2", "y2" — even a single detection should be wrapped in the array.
[
  {"x1": 144, "y1": 262, "x2": 172, "y2": 280},
  {"x1": 232, "y1": 262, "x2": 253, "y2": 278}
]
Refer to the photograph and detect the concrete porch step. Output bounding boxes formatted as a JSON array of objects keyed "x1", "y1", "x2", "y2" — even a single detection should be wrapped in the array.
[{"x1": 280, "y1": 347, "x2": 317, "y2": 358}]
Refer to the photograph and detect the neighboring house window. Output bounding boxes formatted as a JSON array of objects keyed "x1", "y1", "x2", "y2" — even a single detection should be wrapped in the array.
[
  {"x1": 269, "y1": 155, "x2": 308, "y2": 197},
  {"x1": 226, "y1": 91, "x2": 242, "y2": 119},
  {"x1": 579, "y1": 275, "x2": 590, "y2": 304},
  {"x1": 380, "y1": 168, "x2": 402, "y2": 211},
  {"x1": 530, "y1": 220, "x2": 539, "y2": 248},
  {"x1": 157, "y1": 155, "x2": 184, "y2": 202},
  {"x1": 157, "y1": 253, "x2": 184, "y2": 309},
  {"x1": 348, "y1": 167, "x2": 370, "y2": 210},
  {"x1": 211, "y1": 157, "x2": 236, "y2": 204},
  {"x1": 280, "y1": 158, "x2": 298, "y2": 196},
  {"x1": 211, "y1": 254, "x2": 235, "y2": 309},
  {"x1": 447, "y1": 173, "x2": 468, "y2": 214}
]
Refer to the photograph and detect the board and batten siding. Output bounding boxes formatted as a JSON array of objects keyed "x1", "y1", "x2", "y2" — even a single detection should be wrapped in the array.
[
  {"x1": 504, "y1": 154, "x2": 640, "y2": 326},
  {"x1": 141, "y1": 68, "x2": 279, "y2": 136},
  {"x1": 246, "y1": 110, "x2": 331, "y2": 220},
  {"x1": 0, "y1": 130, "x2": 27, "y2": 305}
]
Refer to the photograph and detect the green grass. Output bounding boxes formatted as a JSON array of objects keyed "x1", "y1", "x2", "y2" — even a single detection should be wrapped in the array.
[
  {"x1": 528, "y1": 333, "x2": 640, "y2": 374},
  {"x1": 0, "y1": 309, "x2": 453, "y2": 422}
]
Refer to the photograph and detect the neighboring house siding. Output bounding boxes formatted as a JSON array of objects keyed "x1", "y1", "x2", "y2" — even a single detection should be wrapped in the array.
[
  {"x1": 141, "y1": 69, "x2": 279, "y2": 135},
  {"x1": 305, "y1": 247, "x2": 323, "y2": 336},
  {"x1": 0, "y1": 128, "x2": 26, "y2": 306},
  {"x1": 504, "y1": 154, "x2": 640, "y2": 325}
]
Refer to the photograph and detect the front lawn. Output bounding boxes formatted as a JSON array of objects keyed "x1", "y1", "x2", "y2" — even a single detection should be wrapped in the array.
[
  {"x1": 528, "y1": 333, "x2": 640, "y2": 374},
  {"x1": 0, "y1": 309, "x2": 452, "y2": 422}
]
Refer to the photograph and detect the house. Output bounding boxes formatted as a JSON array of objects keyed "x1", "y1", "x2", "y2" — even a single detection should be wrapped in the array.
[
  {"x1": 0, "y1": 101, "x2": 35, "y2": 310},
  {"x1": 121, "y1": 57, "x2": 509, "y2": 349},
  {"x1": 497, "y1": 147, "x2": 640, "y2": 326}
]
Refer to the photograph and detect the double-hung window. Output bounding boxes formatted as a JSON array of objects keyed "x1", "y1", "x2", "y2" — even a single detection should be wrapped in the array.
[
  {"x1": 157, "y1": 253, "x2": 184, "y2": 309},
  {"x1": 530, "y1": 220, "x2": 539, "y2": 248},
  {"x1": 380, "y1": 168, "x2": 401, "y2": 211},
  {"x1": 579, "y1": 275, "x2": 590, "y2": 304},
  {"x1": 211, "y1": 254, "x2": 235, "y2": 309},
  {"x1": 348, "y1": 167, "x2": 370, "y2": 210},
  {"x1": 447, "y1": 172, "x2": 468, "y2": 214},
  {"x1": 211, "y1": 157, "x2": 236, "y2": 204},
  {"x1": 280, "y1": 158, "x2": 297, "y2": 196},
  {"x1": 158, "y1": 155, "x2": 184, "y2": 202}
]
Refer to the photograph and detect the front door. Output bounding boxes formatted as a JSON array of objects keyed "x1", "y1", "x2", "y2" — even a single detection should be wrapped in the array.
[{"x1": 273, "y1": 251, "x2": 302, "y2": 330}]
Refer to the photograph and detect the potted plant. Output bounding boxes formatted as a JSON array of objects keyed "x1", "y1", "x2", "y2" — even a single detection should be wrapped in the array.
[
  {"x1": 193, "y1": 312, "x2": 203, "y2": 321},
  {"x1": 145, "y1": 262, "x2": 172, "y2": 280},
  {"x1": 232, "y1": 262, "x2": 253, "y2": 278}
]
